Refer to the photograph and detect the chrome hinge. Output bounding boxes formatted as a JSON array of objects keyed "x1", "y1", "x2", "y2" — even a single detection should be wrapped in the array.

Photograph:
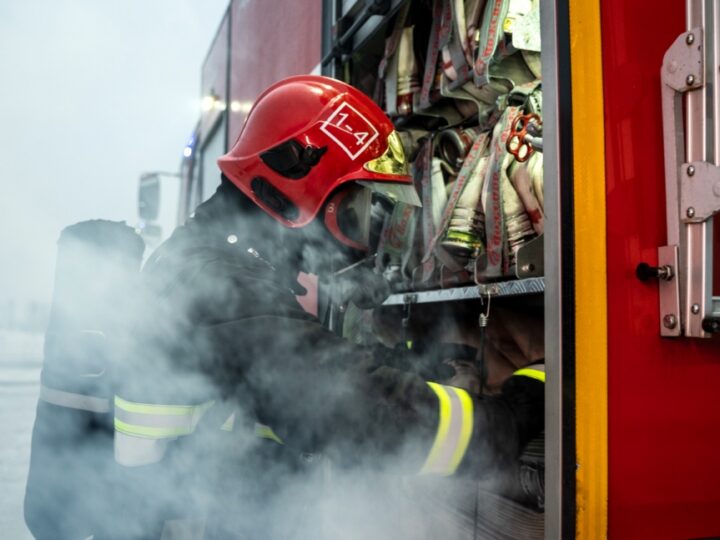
[{"x1": 660, "y1": 16, "x2": 720, "y2": 338}]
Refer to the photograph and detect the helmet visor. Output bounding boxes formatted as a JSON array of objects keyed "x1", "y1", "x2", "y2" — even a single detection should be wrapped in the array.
[
  {"x1": 357, "y1": 180, "x2": 422, "y2": 207},
  {"x1": 363, "y1": 131, "x2": 410, "y2": 177}
]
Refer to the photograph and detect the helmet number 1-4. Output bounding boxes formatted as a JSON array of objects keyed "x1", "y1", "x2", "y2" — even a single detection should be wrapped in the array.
[{"x1": 321, "y1": 102, "x2": 379, "y2": 160}]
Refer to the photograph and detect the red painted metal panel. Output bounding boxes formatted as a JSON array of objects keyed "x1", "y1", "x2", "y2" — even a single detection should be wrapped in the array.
[
  {"x1": 227, "y1": 0, "x2": 322, "y2": 148},
  {"x1": 201, "y1": 13, "x2": 230, "y2": 142},
  {"x1": 601, "y1": 1, "x2": 720, "y2": 537}
]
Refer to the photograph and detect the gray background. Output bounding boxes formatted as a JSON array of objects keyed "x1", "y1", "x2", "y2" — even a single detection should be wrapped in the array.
[
  {"x1": 0, "y1": 0, "x2": 229, "y2": 308},
  {"x1": 0, "y1": 2, "x2": 229, "y2": 537}
]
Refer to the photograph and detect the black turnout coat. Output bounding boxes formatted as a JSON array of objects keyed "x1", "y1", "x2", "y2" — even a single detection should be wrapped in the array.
[{"x1": 114, "y1": 181, "x2": 544, "y2": 539}]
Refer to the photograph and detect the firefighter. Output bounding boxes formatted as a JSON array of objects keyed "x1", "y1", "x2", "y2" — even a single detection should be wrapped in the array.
[{"x1": 113, "y1": 75, "x2": 544, "y2": 538}]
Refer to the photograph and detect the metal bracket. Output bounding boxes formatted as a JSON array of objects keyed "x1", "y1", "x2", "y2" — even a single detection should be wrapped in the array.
[
  {"x1": 680, "y1": 161, "x2": 720, "y2": 222},
  {"x1": 661, "y1": 28, "x2": 703, "y2": 92},
  {"x1": 660, "y1": 26, "x2": 710, "y2": 338},
  {"x1": 516, "y1": 234, "x2": 545, "y2": 279},
  {"x1": 658, "y1": 245, "x2": 681, "y2": 337},
  {"x1": 402, "y1": 293, "x2": 418, "y2": 305}
]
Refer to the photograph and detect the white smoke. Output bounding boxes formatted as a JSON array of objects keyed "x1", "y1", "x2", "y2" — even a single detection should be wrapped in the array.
[
  {"x1": 0, "y1": 2, "x2": 228, "y2": 538},
  {"x1": 18, "y1": 194, "x2": 543, "y2": 539}
]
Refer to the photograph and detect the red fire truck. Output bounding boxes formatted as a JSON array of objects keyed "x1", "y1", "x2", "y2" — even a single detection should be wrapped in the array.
[{"x1": 137, "y1": 0, "x2": 720, "y2": 538}]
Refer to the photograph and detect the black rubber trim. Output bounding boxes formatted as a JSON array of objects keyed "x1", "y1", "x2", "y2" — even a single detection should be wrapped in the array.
[
  {"x1": 250, "y1": 177, "x2": 299, "y2": 221},
  {"x1": 556, "y1": 0, "x2": 577, "y2": 536}
]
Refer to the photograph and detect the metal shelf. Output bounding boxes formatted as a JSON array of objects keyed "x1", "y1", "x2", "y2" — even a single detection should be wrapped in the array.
[
  {"x1": 349, "y1": 0, "x2": 410, "y2": 53},
  {"x1": 324, "y1": 0, "x2": 411, "y2": 68},
  {"x1": 382, "y1": 277, "x2": 545, "y2": 306}
]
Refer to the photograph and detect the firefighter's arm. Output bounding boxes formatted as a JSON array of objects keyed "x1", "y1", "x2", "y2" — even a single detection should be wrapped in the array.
[
  {"x1": 367, "y1": 361, "x2": 545, "y2": 476},
  {"x1": 200, "y1": 315, "x2": 544, "y2": 475}
]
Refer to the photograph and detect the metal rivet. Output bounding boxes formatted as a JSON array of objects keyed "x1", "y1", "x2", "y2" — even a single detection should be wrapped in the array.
[
  {"x1": 692, "y1": 304, "x2": 701, "y2": 314},
  {"x1": 227, "y1": 234, "x2": 238, "y2": 244},
  {"x1": 686, "y1": 33, "x2": 695, "y2": 45},
  {"x1": 663, "y1": 314, "x2": 678, "y2": 329},
  {"x1": 687, "y1": 165, "x2": 696, "y2": 176},
  {"x1": 521, "y1": 263, "x2": 534, "y2": 273},
  {"x1": 687, "y1": 74, "x2": 696, "y2": 86},
  {"x1": 687, "y1": 207, "x2": 696, "y2": 218}
]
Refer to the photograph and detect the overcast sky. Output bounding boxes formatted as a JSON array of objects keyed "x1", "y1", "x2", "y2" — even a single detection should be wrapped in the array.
[{"x1": 0, "y1": 0, "x2": 229, "y2": 306}]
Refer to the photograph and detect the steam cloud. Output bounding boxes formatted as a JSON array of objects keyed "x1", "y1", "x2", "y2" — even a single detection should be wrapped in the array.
[{"x1": 22, "y1": 180, "x2": 544, "y2": 539}]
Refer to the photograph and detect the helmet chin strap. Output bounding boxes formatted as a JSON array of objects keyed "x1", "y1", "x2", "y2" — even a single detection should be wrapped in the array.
[
  {"x1": 332, "y1": 253, "x2": 378, "y2": 276},
  {"x1": 330, "y1": 253, "x2": 392, "y2": 309}
]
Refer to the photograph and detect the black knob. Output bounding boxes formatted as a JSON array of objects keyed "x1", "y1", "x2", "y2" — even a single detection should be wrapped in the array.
[
  {"x1": 636, "y1": 262, "x2": 673, "y2": 282},
  {"x1": 702, "y1": 317, "x2": 720, "y2": 334}
]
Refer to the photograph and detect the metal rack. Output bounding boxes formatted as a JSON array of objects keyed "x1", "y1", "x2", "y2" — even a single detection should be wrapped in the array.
[
  {"x1": 321, "y1": 0, "x2": 548, "y2": 311},
  {"x1": 323, "y1": 0, "x2": 411, "y2": 73},
  {"x1": 382, "y1": 277, "x2": 545, "y2": 305}
]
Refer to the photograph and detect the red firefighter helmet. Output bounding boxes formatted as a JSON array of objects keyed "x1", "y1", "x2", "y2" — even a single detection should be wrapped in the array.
[{"x1": 217, "y1": 75, "x2": 419, "y2": 248}]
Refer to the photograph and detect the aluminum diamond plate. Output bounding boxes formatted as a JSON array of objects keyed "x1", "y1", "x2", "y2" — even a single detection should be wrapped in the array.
[{"x1": 382, "y1": 277, "x2": 545, "y2": 306}]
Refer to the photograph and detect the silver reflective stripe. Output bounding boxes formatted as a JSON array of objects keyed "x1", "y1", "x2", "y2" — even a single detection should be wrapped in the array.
[
  {"x1": 420, "y1": 382, "x2": 474, "y2": 476},
  {"x1": 115, "y1": 431, "x2": 169, "y2": 467},
  {"x1": 39, "y1": 385, "x2": 110, "y2": 413}
]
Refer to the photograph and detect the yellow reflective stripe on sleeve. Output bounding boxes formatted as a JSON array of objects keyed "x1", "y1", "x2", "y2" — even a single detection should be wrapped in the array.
[
  {"x1": 114, "y1": 418, "x2": 193, "y2": 439},
  {"x1": 450, "y1": 386, "x2": 474, "y2": 471},
  {"x1": 513, "y1": 368, "x2": 546, "y2": 383},
  {"x1": 421, "y1": 382, "x2": 452, "y2": 472},
  {"x1": 420, "y1": 382, "x2": 474, "y2": 476},
  {"x1": 113, "y1": 396, "x2": 214, "y2": 440},
  {"x1": 255, "y1": 423, "x2": 284, "y2": 445}
]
